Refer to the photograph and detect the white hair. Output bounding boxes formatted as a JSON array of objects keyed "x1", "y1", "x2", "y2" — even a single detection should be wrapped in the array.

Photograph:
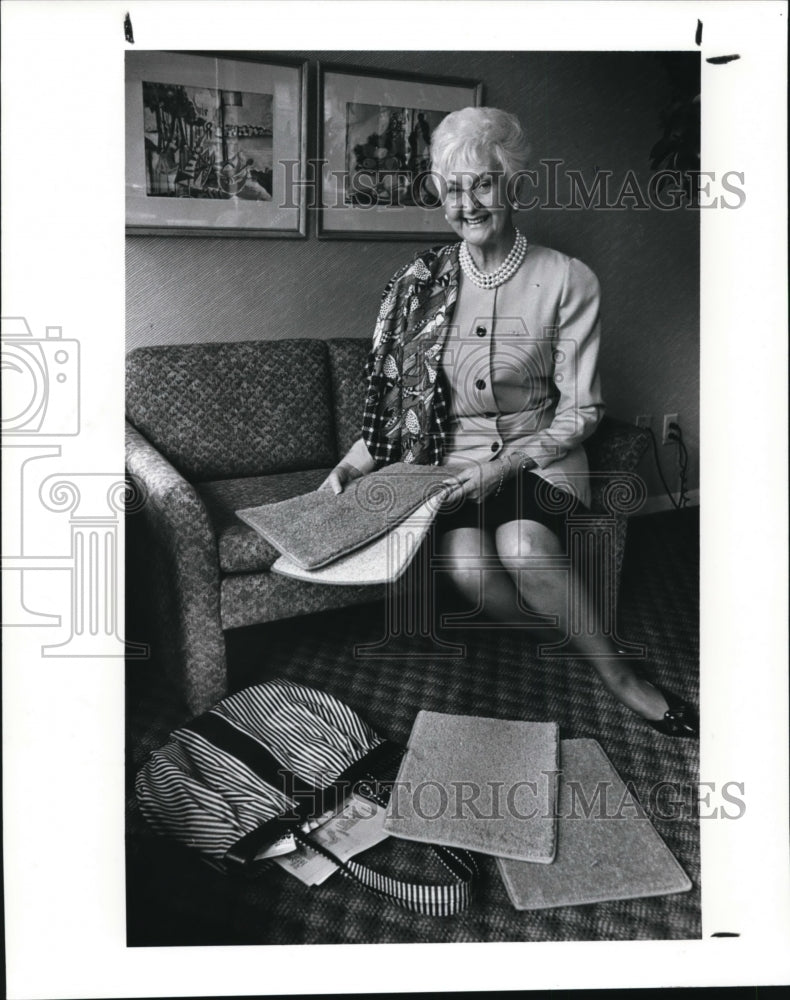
[{"x1": 429, "y1": 106, "x2": 530, "y2": 182}]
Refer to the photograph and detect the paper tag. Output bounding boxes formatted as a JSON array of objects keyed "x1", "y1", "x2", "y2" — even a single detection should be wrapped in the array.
[
  {"x1": 273, "y1": 794, "x2": 390, "y2": 886},
  {"x1": 253, "y1": 833, "x2": 297, "y2": 861}
]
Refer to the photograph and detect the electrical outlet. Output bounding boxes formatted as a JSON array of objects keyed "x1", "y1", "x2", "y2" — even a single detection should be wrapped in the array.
[
  {"x1": 662, "y1": 413, "x2": 679, "y2": 445},
  {"x1": 635, "y1": 414, "x2": 652, "y2": 429}
]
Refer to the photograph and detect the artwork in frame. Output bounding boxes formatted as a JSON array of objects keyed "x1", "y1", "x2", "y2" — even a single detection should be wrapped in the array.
[
  {"x1": 317, "y1": 63, "x2": 483, "y2": 239},
  {"x1": 126, "y1": 52, "x2": 307, "y2": 237}
]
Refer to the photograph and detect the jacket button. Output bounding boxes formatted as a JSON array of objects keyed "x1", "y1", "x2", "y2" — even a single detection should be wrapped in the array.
[
  {"x1": 476, "y1": 325, "x2": 487, "y2": 337},
  {"x1": 491, "y1": 441, "x2": 501, "y2": 453},
  {"x1": 475, "y1": 378, "x2": 486, "y2": 390}
]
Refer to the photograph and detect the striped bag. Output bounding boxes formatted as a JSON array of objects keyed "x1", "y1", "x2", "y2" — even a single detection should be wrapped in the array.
[{"x1": 136, "y1": 678, "x2": 477, "y2": 915}]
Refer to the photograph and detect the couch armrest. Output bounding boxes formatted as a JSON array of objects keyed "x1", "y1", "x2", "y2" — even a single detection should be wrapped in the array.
[
  {"x1": 125, "y1": 421, "x2": 227, "y2": 714},
  {"x1": 584, "y1": 416, "x2": 652, "y2": 518},
  {"x1": 126, "y1": 421, "x2": 217, "y2": 559},
  {"x1": 584, "y1": 416, "x2": 651, "y2": 476}
]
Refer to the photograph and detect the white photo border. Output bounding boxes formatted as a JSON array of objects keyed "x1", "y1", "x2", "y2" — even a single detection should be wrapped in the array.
[{"x1": 2, "y1": 1, "x2": 788, "y2": 997}]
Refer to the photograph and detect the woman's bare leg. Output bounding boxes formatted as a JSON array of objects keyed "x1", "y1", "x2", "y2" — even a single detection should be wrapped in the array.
[
  {"x1": 439, "y1": 520, "x2": 671, "y2": 718},
  {"x1": 439, "y1": 526, "x2": 553, "y2": 625},
  {"x1": 493, "y1": 519, "x2": 671, "y2": 719}
]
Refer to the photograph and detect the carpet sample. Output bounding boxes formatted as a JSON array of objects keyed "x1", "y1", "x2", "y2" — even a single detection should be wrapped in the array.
[
  {"x1": 237, "y1": 463, "x2": 454, "y2": 569},
  {"x1": 384, "y1": 710, "x2": 559, "y2": 862},
  {"x1": 271, "y1": 496, "x2": 439, "y2": 585},
  {"x1": 497, "y1": 739, "x2": 692, "y2": 910}
]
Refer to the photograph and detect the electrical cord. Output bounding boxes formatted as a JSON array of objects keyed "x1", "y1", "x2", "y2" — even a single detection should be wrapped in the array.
[
  {"x1": 667, "y1": 422, "x2": 690, "y2": 507},
  {"x1": 679, "y1": 442, "x2": 689, "y2": 506},
  {"x1": 646, "y1": 426, "x2": 681, "y2": 510}
]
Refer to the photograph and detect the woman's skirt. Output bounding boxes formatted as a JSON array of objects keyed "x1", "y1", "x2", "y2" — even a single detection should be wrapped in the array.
[{"x1": 436, "y1": 467, "x2": 590, "y2": 547}]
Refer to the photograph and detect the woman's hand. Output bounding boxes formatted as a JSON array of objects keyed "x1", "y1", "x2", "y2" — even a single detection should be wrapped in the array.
[
  {"x1": 318, "y1": 437, "x2": 377, "y2": 495},
  {"x1": 318, "y1": 462, "x2": 365, "y2": 495},
  {"x1": 443, "y1": 452, "x2": 536, "y2": 504},
  {"x1": 443, "y1": 457, "x2": 508, "y2": 504}
]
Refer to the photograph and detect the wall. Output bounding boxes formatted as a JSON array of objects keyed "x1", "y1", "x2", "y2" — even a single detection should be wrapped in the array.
[{"x1": 126, "y1": 50, "x2": 699, "y2": 501}]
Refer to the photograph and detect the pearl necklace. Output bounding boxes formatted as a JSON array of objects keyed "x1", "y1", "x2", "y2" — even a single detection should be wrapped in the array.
[{"x1": 459, "y1": 229, "x2": 528, "y2": 290}]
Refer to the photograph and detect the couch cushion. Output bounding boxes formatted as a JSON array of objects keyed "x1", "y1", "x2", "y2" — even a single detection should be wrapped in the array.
[
  {"x1": 220, "y1": 571, "x2": 384, "y2": 631},
  {"x1": 126, "y1": 339, "x2": 337, "y2": 481},
  {"x1": 327, "y1": 338, "x2": 371, "y2": 458},
  {"x1": 196, "y1": 469, "x2": 330, "y2": 573}
]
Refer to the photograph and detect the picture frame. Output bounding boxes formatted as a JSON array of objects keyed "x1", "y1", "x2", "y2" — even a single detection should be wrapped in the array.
[
  {"x1": 126, "y1": 52, "x2": 308, "y2": 237},
  {"x1": 317, "y1": 62, "x2": 483, "y2": 240}
]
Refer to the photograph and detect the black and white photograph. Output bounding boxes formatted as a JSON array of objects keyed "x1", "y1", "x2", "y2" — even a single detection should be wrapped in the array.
[
  {"x1": 125, "y1": 43, "x2": 705, "y2": 948},
  {"x1": 2, "y1": 2, "x2": 788, "y2": 997}
]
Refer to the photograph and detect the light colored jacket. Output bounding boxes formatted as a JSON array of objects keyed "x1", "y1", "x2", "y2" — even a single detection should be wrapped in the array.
[{"x1": 362, "y1": 241, "x2": 604, "y2": 505}]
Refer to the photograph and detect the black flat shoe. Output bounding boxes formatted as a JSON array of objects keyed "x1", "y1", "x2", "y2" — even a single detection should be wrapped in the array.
[{"x1": 645, "y1": 685, "x2": 699, "y2": 738}]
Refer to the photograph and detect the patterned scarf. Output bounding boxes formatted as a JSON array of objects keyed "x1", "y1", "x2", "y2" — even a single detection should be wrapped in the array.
[{"x1": 362, "y1": 243, "x2": 461, "y2": 466}]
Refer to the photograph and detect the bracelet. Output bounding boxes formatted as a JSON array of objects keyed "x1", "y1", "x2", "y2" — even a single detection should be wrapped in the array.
[
  {"x1": 494, "y1": 455, "x2": 511, "y2": 496},
  {"x1": 494, "y1": 451, "x2": 537, "y2": 496}
]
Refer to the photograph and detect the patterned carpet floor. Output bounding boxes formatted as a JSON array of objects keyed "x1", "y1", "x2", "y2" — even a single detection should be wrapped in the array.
[{"x1": 126, "y1": 507, "x2": 700, "y2": 945}]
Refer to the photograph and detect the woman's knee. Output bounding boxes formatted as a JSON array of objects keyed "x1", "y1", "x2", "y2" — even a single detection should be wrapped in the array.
[
  {"x1": 495, "y1": 519, "x2": 563, "y2": 569},
  {"x1": 439, "y1": 527, "x2": 494, "y2": 593}
]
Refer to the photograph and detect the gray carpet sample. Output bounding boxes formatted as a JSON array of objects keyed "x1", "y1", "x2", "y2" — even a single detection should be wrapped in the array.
[
  {"x1": 271, "y1": 497, "x2": 439, "y2": 585},
  {"x1": 384, "y1": 710, "x2": 560, "y2": 862},
  {"x1": 237, "y1": 463, "x2": 454, "y2": 569},
  {"x1": 497, "y1": 739, "x2": 692, "y2": 909}
]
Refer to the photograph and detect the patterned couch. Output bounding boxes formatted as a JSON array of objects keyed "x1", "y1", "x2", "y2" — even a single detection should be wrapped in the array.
[{"x1": 125, "y1": 337, "x2": 650, "y2": 715}]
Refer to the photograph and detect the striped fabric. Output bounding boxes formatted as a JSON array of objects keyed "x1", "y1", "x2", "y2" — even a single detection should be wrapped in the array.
[
  {"x1": 136, "y1": 679, "x2": 384, "y2": 855},
  {"x1": 210, "y1": 680, "x2": 384, "y2": 788},
  {"x1": 136, "y1": 678, "x2": 476, "y2": 916},
  {"x1": 135, "y1": 729, "x2": 295, "y2": 855},
  {"x1": 301, "y1": 833, "x2": 477, "y2": 916}
]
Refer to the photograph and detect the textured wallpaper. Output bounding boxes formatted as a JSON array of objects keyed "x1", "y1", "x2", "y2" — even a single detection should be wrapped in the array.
[{"x1": 126, "y1": 50, "x2": 700, "y2": 499}]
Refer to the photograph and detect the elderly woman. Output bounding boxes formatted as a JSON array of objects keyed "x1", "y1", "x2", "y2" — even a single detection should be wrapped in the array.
[{"x1": 322, "y1": 107, "x2": 697, "y2": 738}]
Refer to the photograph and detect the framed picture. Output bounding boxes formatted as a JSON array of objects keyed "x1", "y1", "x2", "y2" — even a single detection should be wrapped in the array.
[
  {"x1": 126, "y1": 52, "x2": 307, "y2": 237},
  {"x1": 317, "y1": 63, "x2": 483, "y2": 240}
]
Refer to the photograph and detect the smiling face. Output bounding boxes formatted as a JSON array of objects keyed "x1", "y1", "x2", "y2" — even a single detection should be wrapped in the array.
[{"x1": 442, "y1": 155, "x2": 514, "y2": 257}]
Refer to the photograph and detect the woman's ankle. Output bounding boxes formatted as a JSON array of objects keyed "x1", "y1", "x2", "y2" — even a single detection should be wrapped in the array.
[{"x1": 602, "y1": 671, "x2": 670, "y2": 720}]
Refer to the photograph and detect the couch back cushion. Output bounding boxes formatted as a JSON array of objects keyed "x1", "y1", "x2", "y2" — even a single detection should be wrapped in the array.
[
  {"x1": 126, "y1": 339, "x2": 337, "y2": 480},
  {"x1": 326, "y1": 338, "x2": 371, "y2": 458}
]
